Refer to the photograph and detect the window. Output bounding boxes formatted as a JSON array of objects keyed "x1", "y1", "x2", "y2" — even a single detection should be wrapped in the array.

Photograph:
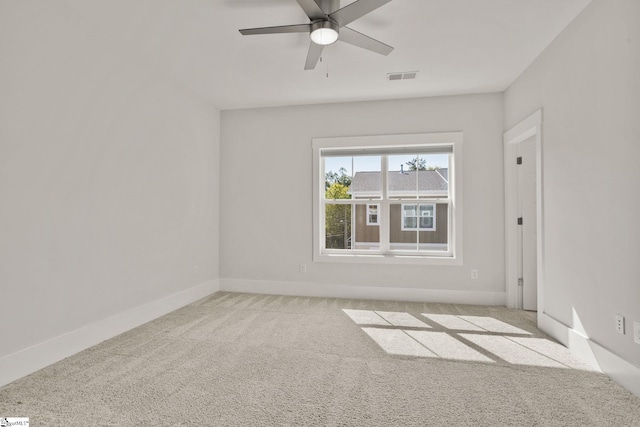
[
  {"x1": 367, "y1": 204, "x2": 379, "y2": 226},
  {"x1": 402, "y1": 204, "x2": 435, "y2": 231},
  {"x1": 312, "y1": 132, "x2": 463, "y2": 264}
]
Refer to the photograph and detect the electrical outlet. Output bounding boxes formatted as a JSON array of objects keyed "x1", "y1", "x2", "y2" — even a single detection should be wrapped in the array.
[
  {"x1": 193, "y1": 264, "x2": 199, "y2": 276},
  {"x1": 634, "y1": 322, "x2": 640, "y2": 344},
  {"x1": 299, "y1": 264, "x2": 307, "y2": 274},
  {"x1": 471, "y1": 269, "x2": 478, "y2": 280},
  {"x1": 615, "y1": 314, "x2": 625, "y2": 334}
]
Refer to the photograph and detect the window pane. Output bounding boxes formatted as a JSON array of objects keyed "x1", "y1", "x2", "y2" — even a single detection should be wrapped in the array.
[
  {"x1": 417, "y1": 203, "x2": 448, "y2": 252},
  {"x1": 390, "y1": 203, "x2": 418, "y2": 250},
  {"x1": 388, "y1": 155, "x2": 418, "y2": 199},
  {"x1": 350, "y1": 156, "x2": 382, "y2": 199},
  {"x1": 419, "y1": 204, "x2": 434, "y2": 216},
  {"x1": 325, "y1": 204, "x2": 352, "y2": 249},
  {"x1": 355, "y1": 204, "x2": 380, "y2": 250},
  {"x1": 419, "y1": 204, "x2": 435, "y2": 230},
  {"x1": 325, "y1": 156, "x2": 381, "y2": 200},
  {"x1": 419, "y1": 216, "x2": 434, "y2": 229},
  {"x1": 404, "y1": 204, "x2": 416, "y2": 216},
  {"x1": 418, "y1": 154, "x2": 450, "y2": 199},
  {"x1": 391, "y1": 203, "x2": 449, "y2": 252},
  {"x1": 404, "y1": 217, "x2": 417, "y2": 229},
  {"x1": 324, "y1": 156, "x2": 352, "y2": 200}
]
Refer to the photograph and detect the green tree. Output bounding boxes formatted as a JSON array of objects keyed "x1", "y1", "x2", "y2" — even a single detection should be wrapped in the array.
[
  {"x1": 325, "y1": 167, "x2": 352, "y2": 190},
  {"x1": 325, "y1": 183, "x2": 351, "y2": 249},
  {"x1": 405, "y1": 156, "x2": 427, "y2": 171},
  {"x1": 325, "y1": 182, "x2": 350, "y2": 200},
  {"x1": 405, "y1": 156, "x2": 440, "y2": 171}
]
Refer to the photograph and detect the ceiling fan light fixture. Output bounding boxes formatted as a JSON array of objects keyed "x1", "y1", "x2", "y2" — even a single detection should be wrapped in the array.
[{"x1": 310, "y1": 21, "x2": 339, "y2": 45}]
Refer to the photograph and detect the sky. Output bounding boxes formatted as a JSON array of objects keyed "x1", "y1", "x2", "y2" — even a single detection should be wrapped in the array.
[{"x1": 325, "y1": 154, "x2": 449, "y2": 176}]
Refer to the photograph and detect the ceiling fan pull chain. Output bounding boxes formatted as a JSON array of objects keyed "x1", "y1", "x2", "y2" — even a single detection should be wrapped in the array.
[{"x1": 325, "y1": 53, "x2": 330, "y2": 78}]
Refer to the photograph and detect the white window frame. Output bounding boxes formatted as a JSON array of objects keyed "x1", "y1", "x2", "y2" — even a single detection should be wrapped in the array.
[
  {"x1": 366, "y1": 204, "x2": 380, "y2": 226},
  {"x1": 312, "y1": 132, "x2": 463, "y2": 265},
  {"x1": 401, "y1": 203, "x2": 436, "y2": 231}
]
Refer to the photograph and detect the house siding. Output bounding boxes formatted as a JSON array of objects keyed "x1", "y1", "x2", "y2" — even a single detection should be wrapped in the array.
[{"x1": 355, "y1": 204, "x2": 380, "y2": 244}]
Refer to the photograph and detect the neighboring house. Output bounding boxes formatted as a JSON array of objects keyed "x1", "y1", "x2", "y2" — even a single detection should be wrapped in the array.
[{"x1": 347, "y1": 169, "x2": 449, "y2": 250}]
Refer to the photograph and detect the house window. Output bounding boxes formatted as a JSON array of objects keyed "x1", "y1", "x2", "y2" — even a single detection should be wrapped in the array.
[
  {"x1": 367, "y1": 204, "x2": 379, "y2": 226},
  {"x1": 402, "y1": 204, "x2": 435, "y2": 231},
  {"x1": 312, "y1": 132, "x2": 463, "y2": 264}
]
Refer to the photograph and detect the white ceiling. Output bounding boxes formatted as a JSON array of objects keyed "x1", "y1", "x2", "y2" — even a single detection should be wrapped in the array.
[{"x1": 51, "y1": 0, "x2": 592, "y2": 110}]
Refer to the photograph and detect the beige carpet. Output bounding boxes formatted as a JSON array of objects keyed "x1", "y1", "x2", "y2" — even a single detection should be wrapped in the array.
[{"x1": 1, "y1": 292, "x2": 639, "y2": 426}]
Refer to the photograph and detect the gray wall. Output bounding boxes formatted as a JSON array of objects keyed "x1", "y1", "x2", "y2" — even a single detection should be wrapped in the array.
[
  {"x1": 0, "y1": 5, "x2": 221, "y2": 359},
  {"x1": 504, "y1": 0, "x2": 640, "y2": 367},
  {"x1": 220, "y1": 94, "x2": 505, "y2": 295}
]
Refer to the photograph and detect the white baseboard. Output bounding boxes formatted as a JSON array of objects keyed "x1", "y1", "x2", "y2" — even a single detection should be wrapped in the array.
[
  {"x1": 0, "y1": 279, "x2": 219, "y2": 388},
  {"x1": 539, "y1": 311, "x2": 640, "y2": 397},
  {"x1": 220, "y1": 278, "x2": 506, "y2": 306}
]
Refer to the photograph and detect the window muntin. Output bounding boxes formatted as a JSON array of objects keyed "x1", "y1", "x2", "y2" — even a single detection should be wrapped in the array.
[{"x1": 313, "y1": 132, "x2": 462, "y2": 263}]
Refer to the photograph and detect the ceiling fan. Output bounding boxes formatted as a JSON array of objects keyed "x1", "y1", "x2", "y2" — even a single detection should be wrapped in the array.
[{"x1": 239, "y1": 0, "x2": 394, "y2": 70}]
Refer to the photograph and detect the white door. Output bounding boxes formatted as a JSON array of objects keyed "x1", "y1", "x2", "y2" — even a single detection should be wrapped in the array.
[{"x1": 517, "y1": 136, "x2": 537, "y2": 311}]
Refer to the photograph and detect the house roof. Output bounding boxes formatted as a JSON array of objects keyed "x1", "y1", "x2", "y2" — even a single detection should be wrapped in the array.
[{"x1": 349, "y1": 169, "x2": 448, "y2": 195}]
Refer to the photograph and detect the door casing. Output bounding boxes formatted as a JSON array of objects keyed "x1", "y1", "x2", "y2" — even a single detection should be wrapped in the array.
[{"x1": 503, "y1": 109, "x2": 544, "y2": 313}]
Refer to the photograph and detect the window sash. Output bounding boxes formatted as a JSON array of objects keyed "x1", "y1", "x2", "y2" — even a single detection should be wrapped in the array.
[{"x1": 321, "y1": 198, "x2": 450, "y2": 255}]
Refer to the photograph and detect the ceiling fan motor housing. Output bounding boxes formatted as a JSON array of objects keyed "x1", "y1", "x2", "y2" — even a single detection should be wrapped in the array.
[{"x1": 310, "y1": 20, "x2": 340, "y2": 45}]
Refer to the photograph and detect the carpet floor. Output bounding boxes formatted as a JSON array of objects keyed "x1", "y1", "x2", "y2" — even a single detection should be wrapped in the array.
[{"x1": 1, "y1": 292, "x2": 639, "y2": 426}]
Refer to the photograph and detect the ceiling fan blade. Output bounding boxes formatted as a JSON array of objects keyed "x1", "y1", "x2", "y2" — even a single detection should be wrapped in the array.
[
  {"x1": 296, "y1": 0, "x2": 326, "y2": 20},
  {"x1": 304, "y1": 42, "x2": 325, "y2": 70},
  {"x1": 329, "y1": 0, "x2": 392, "y2": 27},
  {"x1": 339, "y1": 26, "x2": 393, "y2": 55},
  {"x1": 239, "y1": 24, "x2": 310, "y2": 35}
]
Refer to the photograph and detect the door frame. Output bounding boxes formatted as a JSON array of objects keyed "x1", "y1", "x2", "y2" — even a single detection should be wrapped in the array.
[{"x1": 503, "y1": 109, "x2": 544, "y2": 311}]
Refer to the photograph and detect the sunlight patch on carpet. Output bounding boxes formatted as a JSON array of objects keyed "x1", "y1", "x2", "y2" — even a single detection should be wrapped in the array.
[
  {"x1": 342, "y1": 309, "x2": 390, "y2": 326},
  {"x1": 421, "y1": 314, "x2": 485, "y2": 331},
  {"x1": 343, "y1": 310, "x2": 596, "y2": 371},
  {"x1": 458, "y1": 316, "x2": 532, "y2": 335},
  {"x1": 375, "y1": 311, "x2": 431, "y2": 328},
  {"x1": 507, "y1": 336, "x2": 598, "y2": 371},
  {"x1": 362, "y1": 328, "x2": 437, "y2": 357},
  {"x1": 460, "y1": 334, "x2": 565, "y2": 368},
  {"x1": 405, "y1": 331, "x2": 494, "y2": 363}
]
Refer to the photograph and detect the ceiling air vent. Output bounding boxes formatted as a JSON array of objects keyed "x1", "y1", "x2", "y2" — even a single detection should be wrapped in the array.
[{"x1": 387, "y1": 71, "x2": 418, "y2": 81}]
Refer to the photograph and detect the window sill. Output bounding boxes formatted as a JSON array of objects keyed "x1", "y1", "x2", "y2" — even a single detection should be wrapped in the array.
[{"x1": 314, "y1": 252, "x2": 463, "y2": 266}]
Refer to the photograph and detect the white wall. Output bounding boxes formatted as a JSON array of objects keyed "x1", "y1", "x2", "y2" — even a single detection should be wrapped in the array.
[
  {"x1": 0, "y1": 2, "x2": 220, "y2": 381},
  {"x1": 220, "y1": 94, "x2": 505, "y2": 302},
  {"x1": 504, "y1": 0, "x2": 640, "y2": 368}
]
